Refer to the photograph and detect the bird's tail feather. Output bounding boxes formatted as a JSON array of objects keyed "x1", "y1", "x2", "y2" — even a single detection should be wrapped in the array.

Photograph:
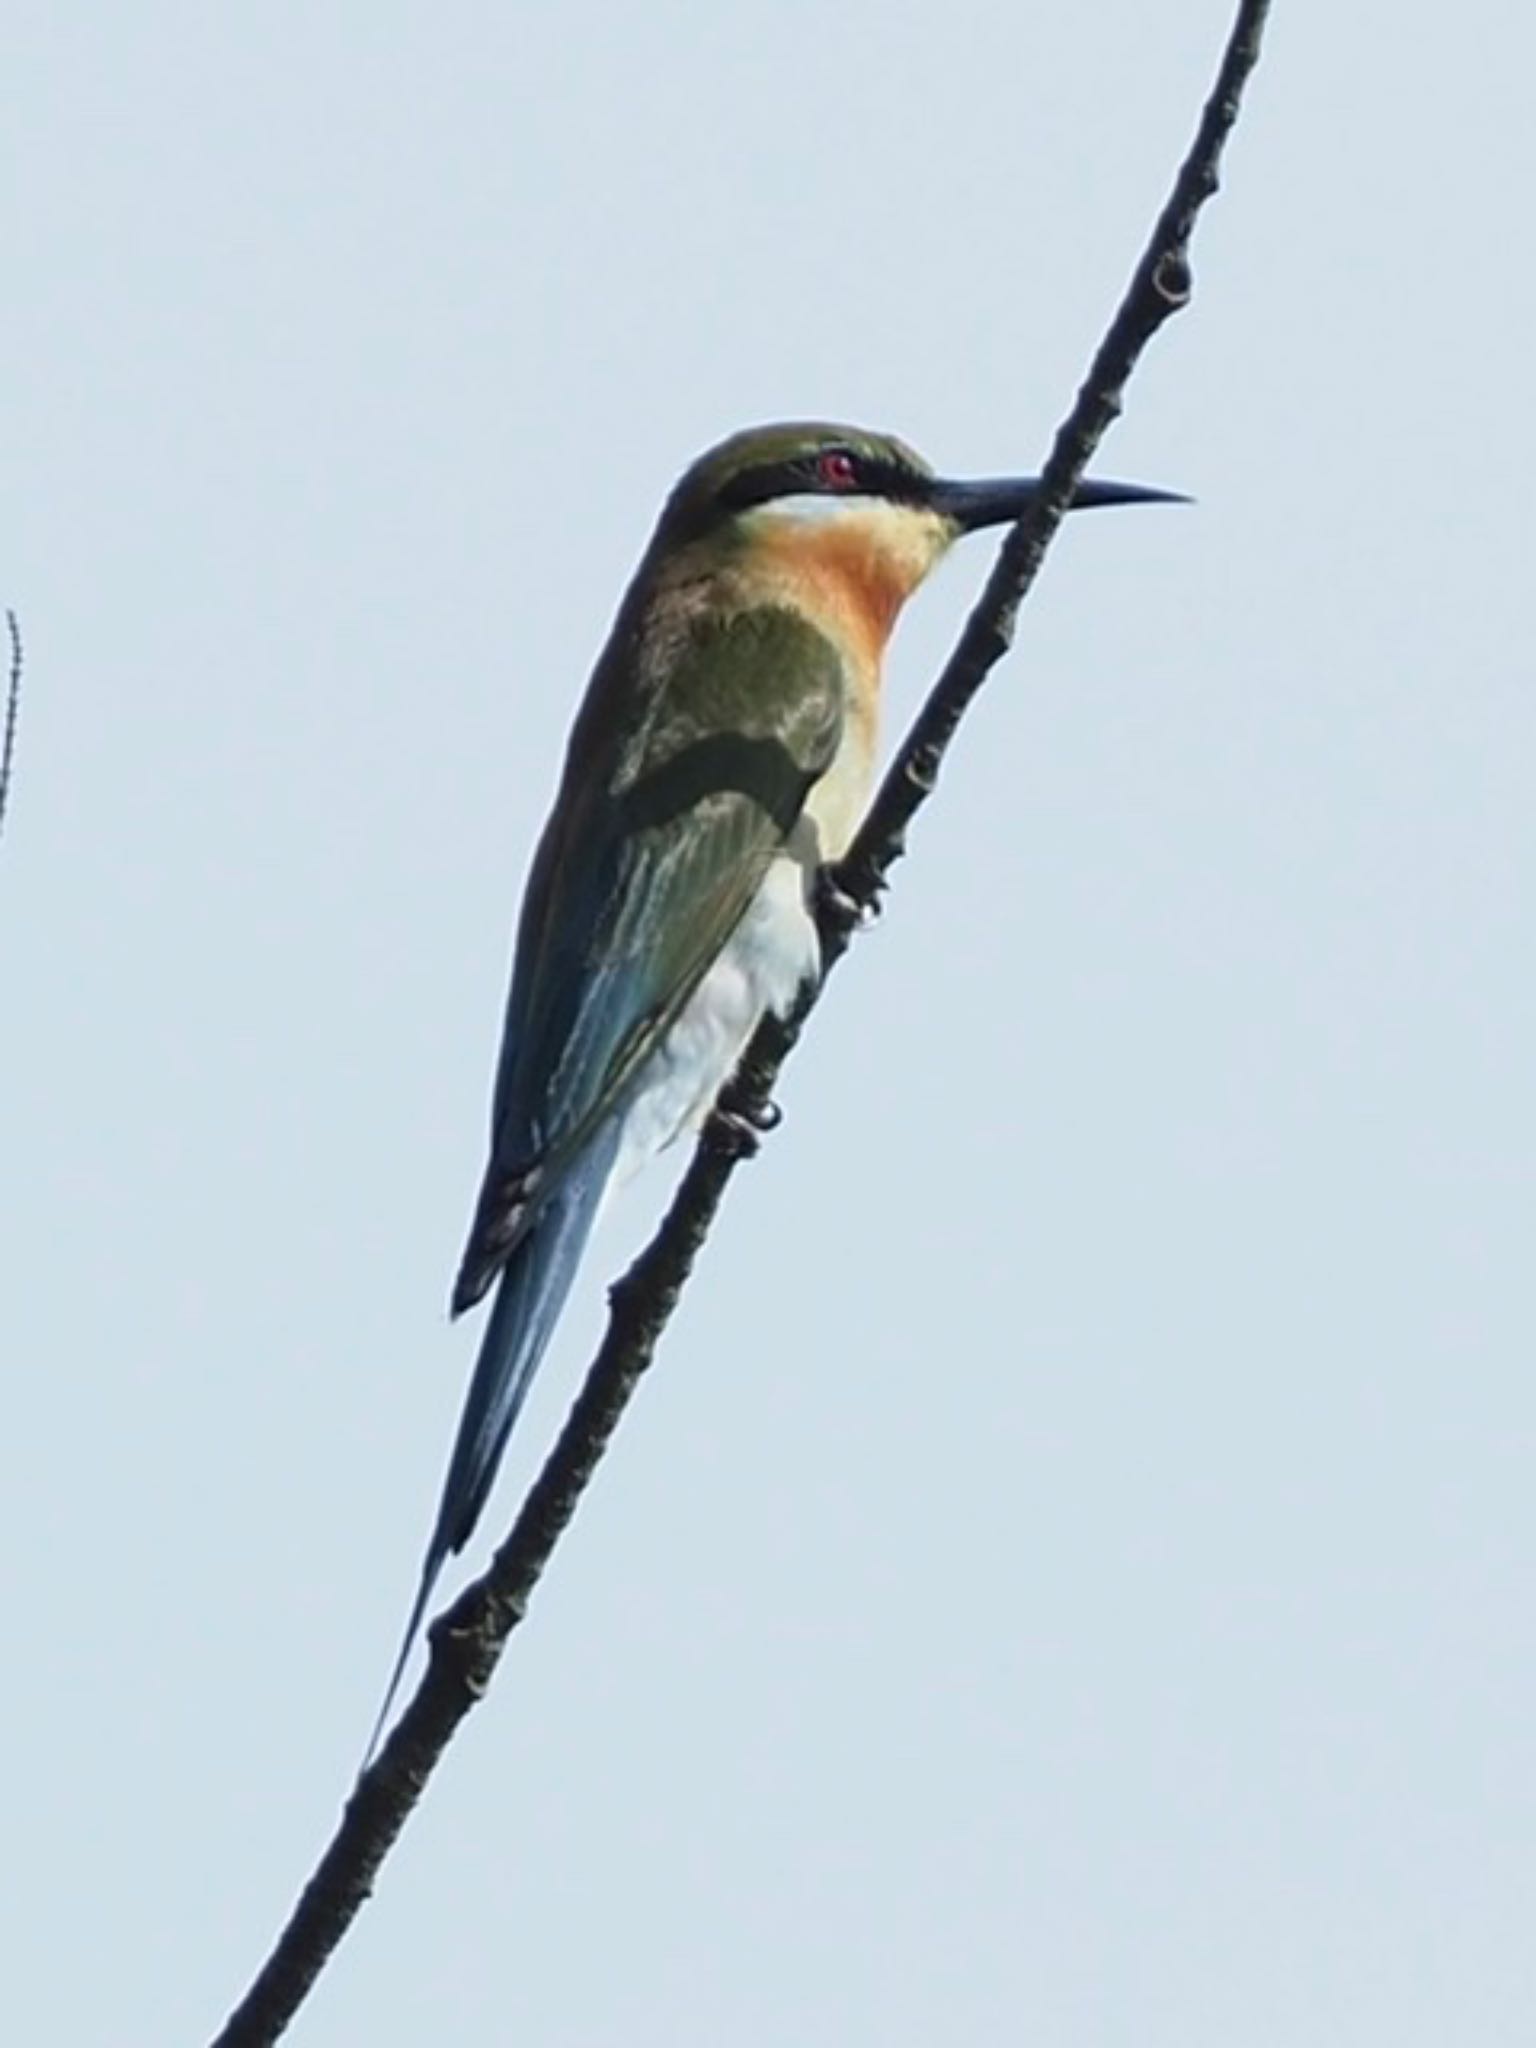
[{"x1": 363, "y1": 1123, "x2": 620, "y2": 1764}]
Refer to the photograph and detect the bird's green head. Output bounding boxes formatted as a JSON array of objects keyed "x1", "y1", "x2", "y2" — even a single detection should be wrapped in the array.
[{"x1": 658, "y1": 421, "x2": 937, "y2": 545}]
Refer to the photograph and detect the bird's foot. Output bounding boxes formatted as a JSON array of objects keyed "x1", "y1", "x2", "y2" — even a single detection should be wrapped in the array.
[
  {"x1": 815, "y1": 862, "x2": 883, "y2": 937},
  {"x1": 708, "y1": 1086, "x2": 783, "y2": 1159}
]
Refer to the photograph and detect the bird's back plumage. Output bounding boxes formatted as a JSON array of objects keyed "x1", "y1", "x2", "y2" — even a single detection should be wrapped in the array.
[{"x1": 367, "y1": 559, "x2": 853, "y2": 1756}]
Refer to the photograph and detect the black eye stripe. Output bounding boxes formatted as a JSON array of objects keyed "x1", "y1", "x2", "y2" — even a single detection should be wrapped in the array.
[
  {"x1": 716, "y1": 453, "x2": 928, "y2": 514},
  {"x1": 716, "y1": 460, "x2": 818, "y2": 511}
]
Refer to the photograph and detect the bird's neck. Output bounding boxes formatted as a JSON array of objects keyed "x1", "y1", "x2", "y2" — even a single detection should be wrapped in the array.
[
  {"x1": 734, "y1": 501, "x2": 953, "y2": 668},
  {"x1": 656, "y1": 502, "x2": 953, "y2": 676}
]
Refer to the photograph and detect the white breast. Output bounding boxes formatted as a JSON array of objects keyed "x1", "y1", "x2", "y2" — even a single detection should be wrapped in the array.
[{"x1": 613, "y1": 855, "x2": 818, "y2": 1183}]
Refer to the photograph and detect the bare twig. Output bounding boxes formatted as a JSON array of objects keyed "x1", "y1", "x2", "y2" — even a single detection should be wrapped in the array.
[
  {"x1": 0, "y1": 611, "x2": 21, "y2": 845},
  {"x1": 210, "y1": 5, "x2": 1273, "y2": 2041}
]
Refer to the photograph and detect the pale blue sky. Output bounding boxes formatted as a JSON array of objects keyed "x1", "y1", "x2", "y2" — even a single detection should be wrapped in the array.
[{"x1": 4, "y1": 5, "x2": 1534, "y2": 2044}]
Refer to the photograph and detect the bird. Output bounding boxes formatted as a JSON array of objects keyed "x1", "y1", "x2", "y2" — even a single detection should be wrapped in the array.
[{"x1": 368, "y1": 420, "x2": 1178, "y2": 1753}]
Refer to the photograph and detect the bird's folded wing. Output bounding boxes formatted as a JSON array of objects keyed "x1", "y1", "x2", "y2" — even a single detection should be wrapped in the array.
[{"x1": 453, "y1": 603, "x2": 844, "y2": 1312}]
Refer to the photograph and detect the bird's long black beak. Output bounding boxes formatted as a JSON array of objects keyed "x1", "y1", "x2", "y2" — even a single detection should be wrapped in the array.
[{"x1": 930, "y1": 474, "x2": 1188, "y2": 531}]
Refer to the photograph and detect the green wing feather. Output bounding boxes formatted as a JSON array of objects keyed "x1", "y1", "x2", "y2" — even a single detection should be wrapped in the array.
[{"x1": 453, "y1": 602, "x2": 844, "y2": 1311}]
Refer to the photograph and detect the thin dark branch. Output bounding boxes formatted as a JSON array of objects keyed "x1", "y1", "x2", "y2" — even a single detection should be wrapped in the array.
[
  {"x1": 210, "y1": 5, "x2": 1272, "y2": 2041},
  {"x1": 0, "y1": 611, "x2": 21, "y2": 845}
]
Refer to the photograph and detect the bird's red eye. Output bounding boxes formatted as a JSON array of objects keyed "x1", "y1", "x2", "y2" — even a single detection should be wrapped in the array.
[{"x1": 817, "y1": 449, "x2": 859, "y2": 489}]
